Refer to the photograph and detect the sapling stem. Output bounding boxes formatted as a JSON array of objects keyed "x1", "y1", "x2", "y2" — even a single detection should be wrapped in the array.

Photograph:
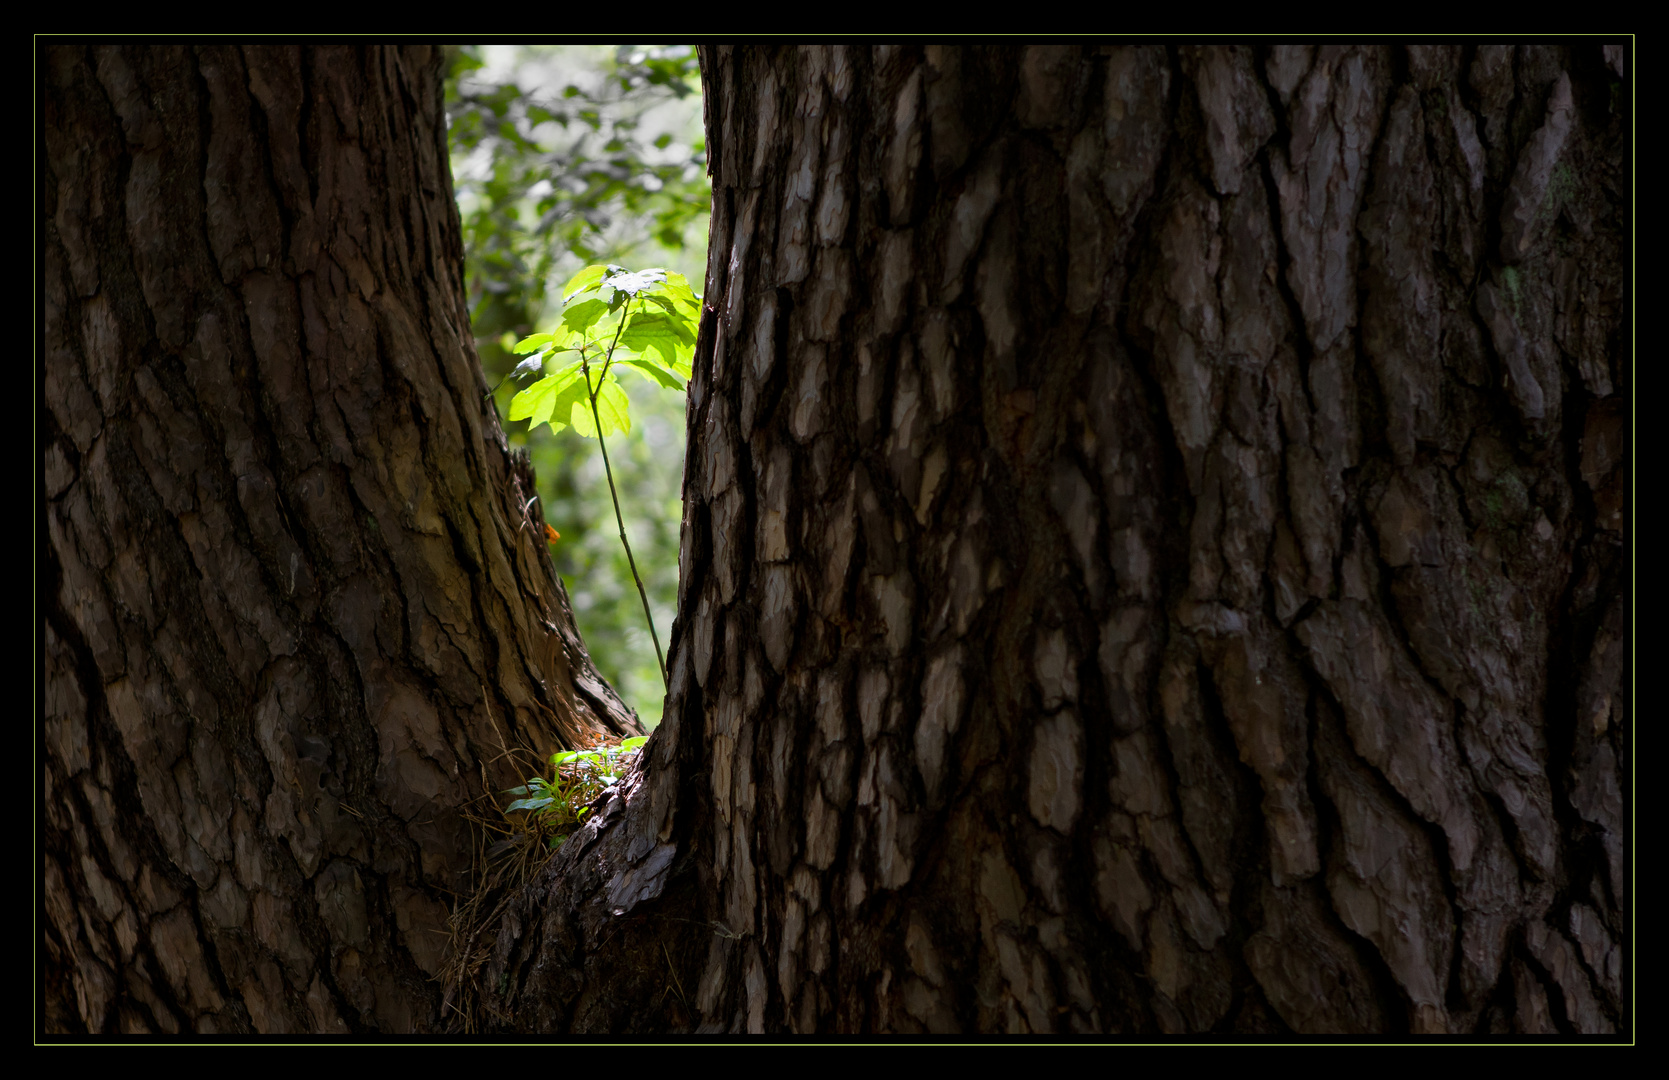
[{"x1": 580, "y1": 297, "x2": 668, "y2": 690}]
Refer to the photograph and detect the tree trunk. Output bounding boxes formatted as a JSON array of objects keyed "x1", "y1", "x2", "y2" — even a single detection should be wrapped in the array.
[
  {"x1": 42, "y1": 45, "x2": 641, "y2": 1035},
  {"x1": 475, "y1": 44, "x2": 1627, "y2": 1036}
]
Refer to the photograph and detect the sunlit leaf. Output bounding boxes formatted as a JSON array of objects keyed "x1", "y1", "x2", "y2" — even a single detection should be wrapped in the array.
[
  {"x1": 508, "y1": 363, "x2": 587, "y2": 431},
  {"x1": 506, "y1": 373, "x2": 560, "y2": 423},
  {"x1": 621, "y1": 309, "x2": 695, "y2": 369},
  {"x1": 620, "y1": 357, "x2": 685, "y2": 390},
  {"x1": 661, "y1": 272, "x2": 701, "y2": 309},
  {"x1": 561, "y1": 298, "x2": 609, "y2": 334},
  {"x1": 512, "y1": 332, "x2": 554, "y2": 354},
  {"x1": 561, "y1": 264, "x2": 609, "y2": 300},
  {"x1": 569, "y1": 376, "x2": 631, "y2": 438}
]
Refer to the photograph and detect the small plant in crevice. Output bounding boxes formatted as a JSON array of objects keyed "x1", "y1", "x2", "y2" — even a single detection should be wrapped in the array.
[
  {"x1": 503, "y1": 736, "x2": 651, "y2": 850},
  {"x1": 440, "y1": 731, "x2": 650, "y2": 1032}
]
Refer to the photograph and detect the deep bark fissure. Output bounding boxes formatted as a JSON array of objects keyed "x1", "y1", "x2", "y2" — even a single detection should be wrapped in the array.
[{"x1": 1302, "y1": 693, "x2": 1422, "y2": 1033}]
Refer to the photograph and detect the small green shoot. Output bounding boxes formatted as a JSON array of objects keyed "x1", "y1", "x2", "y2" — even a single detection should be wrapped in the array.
[
  {"x1": 443, "y1": 732, "x2": 650, "y2": 1032},
  {"x1": 502, "y1": 735, "x2": 651, "y2": 849},
  {"x1": 506, "y1": 265, "x2": 699, "y2": 690}
]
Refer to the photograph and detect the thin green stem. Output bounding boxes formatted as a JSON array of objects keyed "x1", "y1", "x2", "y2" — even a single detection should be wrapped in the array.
[{"x1": 580, "y1": 298, "x2": 668, "y2": 691}]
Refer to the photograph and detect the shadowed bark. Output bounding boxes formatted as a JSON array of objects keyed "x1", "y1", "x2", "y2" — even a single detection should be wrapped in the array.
[
  {"x1": 42, "y1": 44, "x2": 639, "y2": 1034},
  {"x1": 474, "y1": 44, "x2": 1628, "y2": 1036}
]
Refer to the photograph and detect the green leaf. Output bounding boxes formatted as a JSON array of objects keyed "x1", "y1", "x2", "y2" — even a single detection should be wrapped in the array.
[
  {"x1": 507, "y1": 359, "x2": 594, "y2": 433},
  {"x1": 506, "y1": 372, "x2": 561, "y2": 424},
  {"x1": 620, "y1": 309, "x2": 696, "y2": 369},
  {"x1": 661, "y1": 272, "x2": 701, "y2": 309},
  {"x1": 561, "y1": 264, "x2": 609, "y2": 300},
  {"x1": 561, "y1": 298, "x2": 610, "y2": 335},
  {"x1": 620, "y1": 357, "x2": 685, "y2": 391},
  {"x1": 547, "y1": 379, "x2": 598, "y2": 433},
  {"x1": 501, "y1": 784, "x2": 533, "y2": 796},
  {"x1": 570, "y1": 376, "x2": 631, "y2": 438},
  {"x1": 506, "y1": 796, "x2": 555, "y2": 813},
  {"x1": 619, "y1": 736, "x2": 649, "y2": 752},
  {"x1": 642, "y1": 293, "x2": 681, "y2": 317},
  {"x1": 508, "y1": 367, "x2": 575, "y2": 426},
  {"x1": 511, "y1": 332, "x2": 554, "y2": 354}
]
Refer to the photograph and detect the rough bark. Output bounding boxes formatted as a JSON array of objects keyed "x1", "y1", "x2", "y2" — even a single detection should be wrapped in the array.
[
  {"x1": 476, "y1": 44, "x2": 1628, "y2": 1036},
  {"x1": 42, "y1": 44, "x2": 640, "y2": 1035}
]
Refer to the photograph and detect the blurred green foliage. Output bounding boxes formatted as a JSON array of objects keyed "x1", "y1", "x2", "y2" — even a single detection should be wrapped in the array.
[{"x1": 446, "y1": 45, "x2": 707, "y2": 726}]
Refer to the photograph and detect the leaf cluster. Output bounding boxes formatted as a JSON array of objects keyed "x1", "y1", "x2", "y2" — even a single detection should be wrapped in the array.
[
  {"x1": 506, "y1": 264, "x2": 699, "y2": 440},
  {"x1": 502, "y1": 736, "x2": 650, "y2": 849}
]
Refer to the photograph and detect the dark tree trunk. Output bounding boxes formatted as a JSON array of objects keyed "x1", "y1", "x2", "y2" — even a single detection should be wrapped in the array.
[
  {"x1": 42, "y1": 45, "x2": 640, "y2": 1035},
  {"x1": 476, "y1": 44, "x2": 1627, "y2": 1036}
]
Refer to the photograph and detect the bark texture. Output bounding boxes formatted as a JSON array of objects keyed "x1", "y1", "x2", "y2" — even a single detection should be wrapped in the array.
[
  {"x1": 477, "y1": 44, "x2": 1628, "y2": 1035},
  {"x1": 42, "y1": 45, "x2": 640, "y2": 1035}
]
